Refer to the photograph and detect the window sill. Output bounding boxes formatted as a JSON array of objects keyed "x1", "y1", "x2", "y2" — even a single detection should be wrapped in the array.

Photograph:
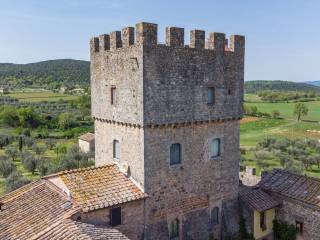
[
  {"x1": 210, "y1": 156, "x2": 221, "y2": 161},
  {"x1": 169, "y1": 164, "x2": 183, "y2": 170}
]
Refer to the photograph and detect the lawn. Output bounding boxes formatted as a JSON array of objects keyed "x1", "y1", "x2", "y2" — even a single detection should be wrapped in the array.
[{"x1": 8, "y1": 91, "x2": 78, "y2": 102}]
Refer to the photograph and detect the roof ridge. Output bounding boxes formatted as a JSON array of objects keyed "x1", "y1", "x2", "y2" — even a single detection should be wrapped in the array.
[
  {"x1": 42, "y1": 163, "x2": 116, "y2": 179},
  {"x1": 272, "y1": 168, "x2": 320, "y2": 183},
  {"x1": 0, "y1": 179, "x2": 45, "y2": 203}
]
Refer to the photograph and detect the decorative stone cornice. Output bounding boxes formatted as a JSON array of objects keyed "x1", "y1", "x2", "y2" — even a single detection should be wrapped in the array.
[{"x1": 93, "y1": 116, "x2": 242, "y2": 129}]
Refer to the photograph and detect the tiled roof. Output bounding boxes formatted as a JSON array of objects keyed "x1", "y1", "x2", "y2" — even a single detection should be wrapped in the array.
[
  {"x1": 0, "y1": 179, "x2": 130, "y2": 240},
  {"x1": 79, "y1": 132, "x2": 95, "y2": 142},
  {"x1": 239, "y1": 185, "x2": 279, "y2": 212},
  {"x1": 0, "y1": 180, "x2": 76, "y2": 240},
  {"x1": 37, "y1": 219, "x2": 129, "y2": 240},
  {"x1": 57, "y1": 164, "x2": 147, "y2": 212},
  {"x1": 260, "y1": 169, "x2": 320, "y2": 207}
]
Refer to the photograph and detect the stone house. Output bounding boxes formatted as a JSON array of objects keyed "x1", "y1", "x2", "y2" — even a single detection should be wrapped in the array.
[
  {"x1": 240, "y1": 169, "x2": 320, "y2": 240},
  {"x1": 0, "y1": 22, "x2": 245, "y2": 239},
  {"x1": 79, "y1": 132, "x2": 95, "y2": 153},
  {"x1": 239, "y1": 185, "x2": 279, "y2": 240}
]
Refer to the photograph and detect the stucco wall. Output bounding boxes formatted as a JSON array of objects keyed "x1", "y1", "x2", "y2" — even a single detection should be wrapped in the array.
[{"x1": 253, "y1": 209, "x2": 275, "y2": 240}]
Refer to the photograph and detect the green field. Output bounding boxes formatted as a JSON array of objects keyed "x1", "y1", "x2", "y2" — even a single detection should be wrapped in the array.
[
  {"x1": 8, "y1": 91, "x2": 78, "y2": 102},
  {"x1": 245, "y1": 100, "x2": 320, "y2": 121},
  {"x1": 241, "y1": 94, "x2": 320, "y2": 177}
]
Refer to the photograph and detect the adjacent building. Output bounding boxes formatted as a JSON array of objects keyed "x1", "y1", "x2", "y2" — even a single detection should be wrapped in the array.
[
  {"x1": 79, "y1": 132, "x2": 95, "y2": 153},
  {"x1": 240, "y1": 169, "x2": 320, "y2": 240}
]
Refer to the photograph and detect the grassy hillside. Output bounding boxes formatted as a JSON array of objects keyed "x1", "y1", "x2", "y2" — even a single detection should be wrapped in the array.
[
  {"x1": 0, "y1": 59, "x2": 90, "y2": 89},
  {"x1": 245, "y1": 80, "x2": 320, "y2": 93}
]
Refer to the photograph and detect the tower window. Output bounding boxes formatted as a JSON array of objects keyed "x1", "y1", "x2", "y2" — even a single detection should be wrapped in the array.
[
  {"x1": 210, "y1": 138, "x2": 221, "y2": 159},
  {"x1": 170, "y1": 219, "x2": 179, "y2": 239},
  {"x1": 228, "y1": 88, "x2": 232, "y2": 95},
  {"x1": 170, "y1": 143, "x2": 181, "y2": 165},
  {"x1": 211, "y1": 207, "x2": 219, "y2": 226},
  {"x1": 113, "y1": 139, "x2": 120, "y2": 159},
  {"x1": 111, "y1": 86, "x2": 116, "y2": 105},
  {"x1": 207, "y1": 87, "x2": 215, "y2": 104},
  {"x1": 110, "y1": 207, "x2": 121, "y2": 226}
]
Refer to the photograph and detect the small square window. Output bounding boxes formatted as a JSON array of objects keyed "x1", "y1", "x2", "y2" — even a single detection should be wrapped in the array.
[
  {"x1": 170, "y1": 143, "x2": 181, "y2": 165},
  {"x1": 207, "y1": 87, "x2": 215, "y2": 105},
  {"x1": 210, "y1": 138, "x2": 221, "y2": 159},
  {"x1": 113, "y1": 139, "x2": 120, "y2": 159},
  {"x1": 111, "y1": 86, "x2": 116, "y2": 105},
  {"x1": 110, "y1": 207, "x2": 121, "y2": 226}
]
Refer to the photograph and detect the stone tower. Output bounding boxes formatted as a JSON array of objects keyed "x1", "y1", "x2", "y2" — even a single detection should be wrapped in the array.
[{"x1": 90, "y1": 22, "x2": 244, "y2": 239}]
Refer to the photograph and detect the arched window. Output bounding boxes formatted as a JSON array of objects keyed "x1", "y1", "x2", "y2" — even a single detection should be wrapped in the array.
[
  {"x1": 170, "y1": 143, "x2": 181, "y2": 165},
  {"x1": 210, "y1": 138, "x2": 221, "y2": 159},
  {"x1": 211, "y1": 207, "x2": 219, "y2": 226},
  {"x1": 170, "y1": 218, "x2": 179, "y2": 239},
  {"x1": 113, "y1": 139, "x2": 120, "y2": 159}
]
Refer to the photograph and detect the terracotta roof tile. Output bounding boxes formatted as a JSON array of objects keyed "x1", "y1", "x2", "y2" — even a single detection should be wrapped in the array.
[
  {"x1": 58, "y1": 164, "x2": 147, "y2": 212},
  {"x1": 0, "y1": 180, "x2": 76, "y2": 240},
  {"x1": 239, "y1": 185, "x2": 279, "y2": 212},
  {"x1": 79, "y1": 133, "x2": 95, "y2": 142},
  {"x1": 260, "y1": 169, "x2": 320, "y2": 207},
  {"x1": 0, "y1": 179, "x2": 130, "y2": 239}
]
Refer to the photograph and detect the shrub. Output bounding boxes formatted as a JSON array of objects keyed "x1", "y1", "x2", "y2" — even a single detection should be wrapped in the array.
[
  {"x1": 273, "y1": 219, "x2": 297, "y2": 240},
  {"x1": 5, "y1": 147, "x2": 19, "y2": 161},
  {"x1": 21, "y1": 151, "x2": 38, "y2": 174},
  {"x1": 5, "y1": 171, "x2": 31, "y2": 192},
  {"x1": 0, "y1": 156, "x2": 16, "y2": 178}
]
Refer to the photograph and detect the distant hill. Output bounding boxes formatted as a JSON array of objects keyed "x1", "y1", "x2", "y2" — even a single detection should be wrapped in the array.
[
  {"x1": 305, "y1": 80, "x2": 320, "y2": 87},
  {"x1": 0, "y1": 59, "x2": 90, "y2": 89},
  {"x1": 245, "y1": 80, "x2": 320, "y2": 94}
]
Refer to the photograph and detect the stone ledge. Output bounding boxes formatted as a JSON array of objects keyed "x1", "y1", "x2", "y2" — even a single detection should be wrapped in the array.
[{"x1": 93, "y1": 116, "x2": 242, "y2": 129}]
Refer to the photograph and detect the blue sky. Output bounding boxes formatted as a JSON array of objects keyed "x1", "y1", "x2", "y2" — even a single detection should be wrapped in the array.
[{"x1": 0, "y1": 0, "x2": 319, "y2": 81}]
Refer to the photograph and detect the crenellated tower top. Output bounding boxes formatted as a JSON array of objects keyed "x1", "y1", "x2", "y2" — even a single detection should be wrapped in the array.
[{"x1": 90, "y1": 22, "x2": 245, "y2": 56}]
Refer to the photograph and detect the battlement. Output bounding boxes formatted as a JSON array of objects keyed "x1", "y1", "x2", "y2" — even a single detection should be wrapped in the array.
[{"x1": 90, "y1": 22, "x2": 245, "y2": 54}]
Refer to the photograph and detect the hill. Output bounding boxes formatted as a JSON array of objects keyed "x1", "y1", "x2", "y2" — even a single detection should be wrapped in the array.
[
  {"x1": 245, "y1": 80, "x2": 320, "y2": 93},
  {"x1": 306, "y1": 81, "x2": 320, "y2": 87},
  {"x1": 0, "y1": 59, "x2": 90, "y2": 89}
]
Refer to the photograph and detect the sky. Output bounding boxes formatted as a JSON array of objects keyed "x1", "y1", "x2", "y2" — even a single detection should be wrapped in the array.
[{"x1": 0, "y1": 0, "x2": 319, "y2": 81}]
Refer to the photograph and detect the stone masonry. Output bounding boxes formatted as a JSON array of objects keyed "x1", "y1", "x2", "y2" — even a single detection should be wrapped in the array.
[{"x1": 90, "y1": 22, "x2": 245, "y2": 239}]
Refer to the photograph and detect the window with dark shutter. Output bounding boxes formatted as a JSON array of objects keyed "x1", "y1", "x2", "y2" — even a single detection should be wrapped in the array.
[
  {"x1": 207, "y1": 87, "x2": 215, "y2": 104},
  {"x1": 111, "y1": 86, "x2": 116, "y2": 105},
  {"x1": 113, "y1": 140, "x2": 120, "y2": 159},
  {"x1": 210, "y1": 138, "x2": 221, "y2": 159},
  {"x1": 110, "y1": 207, "x2": 121, "y2": 226},
  {"x1": 211, "y1": 207, "x2": 219, "y2": 225},
  {"x1": 170, "y1": 143, "x2": 181, "y2": 165}
]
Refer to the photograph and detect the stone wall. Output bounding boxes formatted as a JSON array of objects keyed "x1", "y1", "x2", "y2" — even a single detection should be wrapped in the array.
[
  {"x1": 78, "y1": 139, "x2": 94, "y2": 153},
  {"x1": 72, "y1": 200, "x2": 145, "y2": 240},
  {"x1": 143, "y1": 120, "x2": 240, "y2": 239},
  {"x1": 276, "y1": 198, "x2": 320, "y2": 240},
  {"x1": 94, "y1": 120, "x2": 145, "y2": 188}
]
